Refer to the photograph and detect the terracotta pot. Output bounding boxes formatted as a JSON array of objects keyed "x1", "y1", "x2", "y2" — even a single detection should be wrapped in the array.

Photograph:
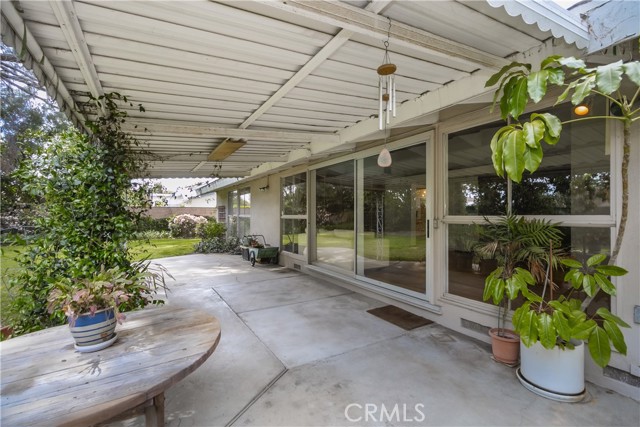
[{"x1": 489, "y1": 328, "x2": 520, "y2": 365}]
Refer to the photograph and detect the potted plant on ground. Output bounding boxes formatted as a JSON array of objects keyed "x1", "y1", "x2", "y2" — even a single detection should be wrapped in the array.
[
  {"x1": 512, "y1": 252, "x2": 629, "y2": 401},
  {"x1": 47, "y1": 263, "x2": 169, "y2": 352},
  {"x1": 477, "y1": 214, "x2": 565, "y2": 365}
]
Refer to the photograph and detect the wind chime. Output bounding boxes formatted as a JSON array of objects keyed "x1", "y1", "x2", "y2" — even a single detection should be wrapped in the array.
[{"x1": 377, "y1": 18, "x2": 396, "y2": 167}]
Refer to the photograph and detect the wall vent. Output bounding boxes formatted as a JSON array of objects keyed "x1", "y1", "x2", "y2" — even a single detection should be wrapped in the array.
[
  {"x1": 461, "y1": 318, "x2": 490, "y2": 335},
  {"x1": 293, "y1": 263, "x2": 301, "y2": 270}
]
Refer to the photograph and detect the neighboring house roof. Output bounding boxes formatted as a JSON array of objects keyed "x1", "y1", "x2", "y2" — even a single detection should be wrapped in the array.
[{"x1": 2, "y1": 0, "x2": 623, "y2": 179}]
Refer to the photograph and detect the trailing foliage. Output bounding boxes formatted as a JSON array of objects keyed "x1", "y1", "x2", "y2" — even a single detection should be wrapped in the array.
[{"x1": 6, "y1": 93, "x2": 158, "y2": 335}]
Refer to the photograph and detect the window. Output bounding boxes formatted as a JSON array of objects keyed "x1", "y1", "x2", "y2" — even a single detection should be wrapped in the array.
[
  {"x1": 227, "y1": 188, "x2": 251, "y2": 238},
  {"x1": 315, "y1": 161, "x2": 355, "y2": 272},
  {"x1": 446, "y1": 101, "x2": 612, "y2": 305},
  {"x1": 281, "y1": 173, "x2": 307, "y2": 255}
]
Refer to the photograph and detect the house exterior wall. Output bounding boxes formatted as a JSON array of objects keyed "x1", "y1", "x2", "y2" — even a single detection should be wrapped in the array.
[{"x1": 214, "y1": 106, "x2": 640, "y2": 401}]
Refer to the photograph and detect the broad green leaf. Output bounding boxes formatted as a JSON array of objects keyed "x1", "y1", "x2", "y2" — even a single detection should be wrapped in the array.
[
  {"x1": 588, "y1": 326, "x2": 611, "y2": 368},
  {"x1": 596, "y1": 307, "x2": 630, "y2": 328},
  {"x1": 527, "y1": 70, "x2": 548, "y2": 103},
  {"x1": 493, "y1": 278, "x2": 505, "y2": 305},
  {"x1": 485, "y1": 62, "x2": 530, "y2": 87},
  {"x1": 505, "y1": 276, "x2": 520, "y2": 300},
  {"x1": 558, "y1": 57, "x2": 586, "y2": 69},
  {"x1": 522, "y1": 120, "x2": 544, "y2": 148},
  {"x1": 623, "y1": 61, "x2": 640, "y2": 86},
  {"x1": 500, "y1": 76, "x2": 520, "y2": 120},
  {"x1": 502, "y1": 129, "x2": 525, "y2": 183},
  {"x1": 490, "y1": 126, "x2": 513, "y2": 177},
  {"x1": 546, "y1": 67, "x2": 565, "y2": 85},
  {"x1": 595, "y1": 265, "x2": 628, "y2": 276},
  {"x1": 555, "y1": 80, "x2": 577, "y2": 105},
  {"x1": 541, "y1": 55, "x2": 563, "y2": 69},
  {"x1": 531, "y1": 113, "x2": 562, "y2": 138},
  {"x1": 509, "y1": 77, "x2": 529, "y2": 119},
  {"x1": 552, "y1": 310, "x2": 571, "y2": 342},
  {"x1": 523, "y1": 143, "x2": 543, "y2": 173},
  {"x1": 593, "y1": 273, "x2": 616, "y2": 296},
  {"x1": 517, "y1": 309, "x2": 539, "y2": 347},
  {"x1": 595, "y1": 60, "x2": 624, "y2": 94},
  {"x1": 512, "y1": 303, "x2": 530, "y2": 329},
  {"x1": 582, "y1": 274, "x2": 597, "y2": 297},
  {"x1": 549, "y1": 300, "x2": 571, "y2": 315},
  {"x1": 603, "y1": 320, "x2": 627, "y2": 355},
  {"x1": 587, "y1": 253, "x2": 607, "y2": 267},
  {"x1": 561, "y1": 258, "x2": 583, "y2": 269},
  {"x1": 571, "y1": 319, "x2": 596, "y2": 340},
  {"x1": 571, "y1": 75, "x2": 596, "y2": 105},
  {"x1": 537, "y1": 313, "x2": 556, "y2": 349},
  {"x1": 514, "y1": 267, "x2": 535, "y2": 285},
  {"x1": 482, "y1": 276, "x2": 495, "y2": 302},
  {"x1": 521, "y1": 285, "x2": 543, "y2": 303}
]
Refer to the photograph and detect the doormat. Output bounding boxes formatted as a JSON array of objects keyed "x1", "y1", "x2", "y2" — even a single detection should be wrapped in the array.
[{"x1": 367, "y1": 305, "x2": 433, "y2": 330}]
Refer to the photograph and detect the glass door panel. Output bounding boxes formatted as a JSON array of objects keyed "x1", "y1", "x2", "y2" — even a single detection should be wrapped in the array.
[
  {"x1": 315, "y1": 161, "x2": 355, "y2": 272},
  {"x1": 357, "y1": 144, "x2": 427, "y2": 296}
]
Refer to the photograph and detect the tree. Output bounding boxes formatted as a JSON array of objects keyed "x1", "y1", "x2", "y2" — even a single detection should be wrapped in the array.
[
  {"x1": 1, "y1": 44, "x2": 70, "y2": 235},
  {"x1": 485, "y1": 57, "x2": 639, "y2": 265}
]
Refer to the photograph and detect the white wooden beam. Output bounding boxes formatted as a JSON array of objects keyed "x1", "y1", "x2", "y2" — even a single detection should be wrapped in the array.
[
  {"x1": 49, "y1": 0, "x2": 105, "y2": 115},
  {"x1": 124, "y1": 122, "x2": 341, "y2": 144},
  {"x1": 1, "y1": 1, "x2": 86, "y2": 128},
  {"x1": 264, "y1": 0, "x2": 510, "y2": 69},
  {"x1": 239, "y1": 0, "x2": 393, "y2": 129}
]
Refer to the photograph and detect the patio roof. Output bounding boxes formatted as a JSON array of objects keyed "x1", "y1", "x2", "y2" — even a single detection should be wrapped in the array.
[{"x1": 1, "y1": 0, "x2": 590, "y2": 178}]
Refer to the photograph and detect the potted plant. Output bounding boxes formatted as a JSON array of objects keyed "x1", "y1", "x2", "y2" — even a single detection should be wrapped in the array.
[
  {"x1": 512, "y1": 252, "x2": 629, "y2": 401},
  {"x1": 47, "y1": 263, "x2": 168, "y2": 352},
  {"x1": 477, "y1": 214, "x2": 564, "y2": 365}
]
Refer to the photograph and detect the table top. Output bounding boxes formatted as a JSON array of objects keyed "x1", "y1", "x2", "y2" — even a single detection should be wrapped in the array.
[{"x1": 1, "y1": 305, "x2": 221, "y2": 427}]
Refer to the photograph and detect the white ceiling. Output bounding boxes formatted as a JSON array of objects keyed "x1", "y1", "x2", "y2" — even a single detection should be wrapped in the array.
[{"x1": 1, "y1": 0, "x2": 589, "y2": 178}]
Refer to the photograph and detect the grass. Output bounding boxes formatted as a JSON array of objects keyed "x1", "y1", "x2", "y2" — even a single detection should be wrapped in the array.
[
  {"x1": 129, "y1": 238, "x2": 199, "y2": 260},
  {"x1": 0, "y1": 238, "x2": 199, "y2": 326}
]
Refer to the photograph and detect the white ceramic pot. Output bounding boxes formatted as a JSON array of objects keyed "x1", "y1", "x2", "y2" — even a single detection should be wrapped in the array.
[{"x1": 518, "y1": 340, "x2": 585, "y2": 401}]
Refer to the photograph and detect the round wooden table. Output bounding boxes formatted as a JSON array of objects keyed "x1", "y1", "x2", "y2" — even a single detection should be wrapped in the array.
[{"x1": 1, "y1": 305, "x2": 221, "y2": 427}]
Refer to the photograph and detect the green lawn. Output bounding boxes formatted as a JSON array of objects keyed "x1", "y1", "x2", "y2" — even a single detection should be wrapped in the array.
[{"x1": 0, "y1": 238, "x2": 199, "y2": 326}]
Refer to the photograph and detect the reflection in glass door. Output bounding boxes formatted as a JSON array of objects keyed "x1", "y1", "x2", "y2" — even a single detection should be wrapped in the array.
[{"x1": 357, "y1": 144, "x2": 427, "y2": 296}]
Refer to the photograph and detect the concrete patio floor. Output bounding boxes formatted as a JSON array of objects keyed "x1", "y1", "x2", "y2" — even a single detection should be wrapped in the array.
[{"x1": 111, "y1": 253, "x2": 639, "y2": 427}]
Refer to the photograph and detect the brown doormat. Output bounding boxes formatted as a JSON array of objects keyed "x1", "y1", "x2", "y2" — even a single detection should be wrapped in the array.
[{"x1": 367, "y1": 305, "x2": 433, "y2": 330}]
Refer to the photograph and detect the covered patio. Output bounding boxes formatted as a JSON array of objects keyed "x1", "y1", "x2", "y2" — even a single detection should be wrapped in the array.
[{"x1": 107, "y1": 253, "x2": 639, "y2": 427}]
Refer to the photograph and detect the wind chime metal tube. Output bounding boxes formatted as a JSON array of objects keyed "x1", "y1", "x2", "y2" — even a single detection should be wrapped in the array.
[{"x1": 376, "y1": 18, "x2": 396, "y2": 167}]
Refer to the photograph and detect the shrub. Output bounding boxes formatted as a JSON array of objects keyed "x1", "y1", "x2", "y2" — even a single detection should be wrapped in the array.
[
  {"x1": 135, "y1": 216, "x2": 169, "y2": 234},
  {"x1": 196, "y1": 219, "x2": 226, "y2": 240},
  {"x1": 195, "y1": 236, "x2": 241, "y2": 254},
  {"x1": 168, "y1": 214, "x2": 208, "y2": 238},
  {"x1": 133, "y1": 230, "x2": 172, "y2": 240}
]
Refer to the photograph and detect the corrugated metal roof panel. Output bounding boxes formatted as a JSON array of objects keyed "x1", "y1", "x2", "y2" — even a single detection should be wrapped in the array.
[{"x1": 3, "y1": 0, "x2": 588, "y2": 178}]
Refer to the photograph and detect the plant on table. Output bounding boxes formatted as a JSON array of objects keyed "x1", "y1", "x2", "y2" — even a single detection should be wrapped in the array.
[{"x1": 46, "y1": 264, "x2": 169, "y2": 324}]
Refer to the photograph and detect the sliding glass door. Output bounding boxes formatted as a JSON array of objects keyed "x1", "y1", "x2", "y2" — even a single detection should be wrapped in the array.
[{"x1": 356, "y1": 144, "x2": 428, "y2": 297}]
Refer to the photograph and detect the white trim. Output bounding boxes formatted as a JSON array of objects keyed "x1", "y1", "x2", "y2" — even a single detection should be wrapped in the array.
[{"x1": 487, "y1": 0, "x2": 589, "y2": 49}]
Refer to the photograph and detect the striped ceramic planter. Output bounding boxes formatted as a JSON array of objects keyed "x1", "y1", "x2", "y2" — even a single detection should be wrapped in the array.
[{"x1": 69, "y1": 308, "x2": 117, "y2": 348}]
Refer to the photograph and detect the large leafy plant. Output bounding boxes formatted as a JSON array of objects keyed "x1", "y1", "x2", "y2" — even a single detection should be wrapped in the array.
[
  {"x1": 486, "y1": 57, "x2": 639, "y2": 264},
  {"x1": 512, "y1": 254, "x2": 628, "y2": 368}
]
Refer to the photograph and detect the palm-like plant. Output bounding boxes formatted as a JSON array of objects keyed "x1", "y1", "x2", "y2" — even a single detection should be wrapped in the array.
[{"x1": 477, "y1": 214, "x2": 565, "y2": 333}]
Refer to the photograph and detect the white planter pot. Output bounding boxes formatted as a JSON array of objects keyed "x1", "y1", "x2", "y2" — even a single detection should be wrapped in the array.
[{"x1": 517, "y1": 340, "x2": 585, "y2": 402}]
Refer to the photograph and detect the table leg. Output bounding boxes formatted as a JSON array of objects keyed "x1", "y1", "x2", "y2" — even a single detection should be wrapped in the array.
[{"x1": 144, "y1": 392, "x2": 165, "y2": 427}]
